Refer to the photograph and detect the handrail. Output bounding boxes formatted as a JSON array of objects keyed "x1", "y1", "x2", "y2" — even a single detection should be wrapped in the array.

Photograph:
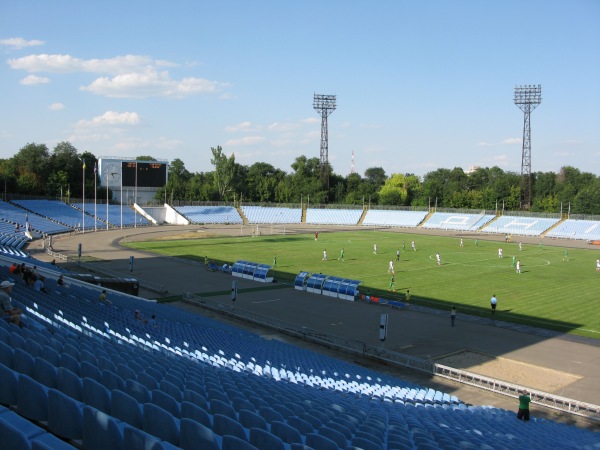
[{"x1": 182, "y1": 292, "x2": 600, "y2": 421}]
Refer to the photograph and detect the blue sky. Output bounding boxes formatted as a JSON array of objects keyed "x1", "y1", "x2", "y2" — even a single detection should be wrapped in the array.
[{"x1": 1, "y1": 0, "x2": 599, "y2": 178}]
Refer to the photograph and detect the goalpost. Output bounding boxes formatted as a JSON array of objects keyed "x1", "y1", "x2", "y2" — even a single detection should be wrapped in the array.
[{"x1": 239, "y1": 224, "x2": 287, "y2": 236}]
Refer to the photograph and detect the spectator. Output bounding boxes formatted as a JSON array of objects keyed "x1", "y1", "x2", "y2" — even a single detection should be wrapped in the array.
[
  {"x1": 0, "y1": 281, "x2": 22, "y2": 327},
  {"x1": 33, "y1": 276, "x2": 48, "y2": 294},
  {"x1": 134, "y1": 309, "x2": 147, "y2": 323},
  {"x1": 517, "y1": 390, "x2": 531, "y2": 422},
  {"x1": 57, "y1": 275, "x2": 64, "y2": 286},
  {"x1": 147, "y1": 314, "x2": 157, "y2": 327},
  {"x1": 9, "y1": 263, "x2": 18, "y2": 274},
  {"x1": 99, "y1": 290, "x2": 112, "y2": 304}
]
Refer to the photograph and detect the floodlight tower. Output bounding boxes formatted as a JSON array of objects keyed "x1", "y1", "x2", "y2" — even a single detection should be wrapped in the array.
[
  {"x1": 514, "y1": 84, "x2": 542, "y2": 209},
  {"x1": 313, "y1": 94, "x2": 336, "y2": 188}
]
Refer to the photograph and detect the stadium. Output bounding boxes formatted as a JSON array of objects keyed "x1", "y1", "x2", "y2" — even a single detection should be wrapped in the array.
[{"x1": 1, "y1": 199, "x2": 599, "y2": 449}]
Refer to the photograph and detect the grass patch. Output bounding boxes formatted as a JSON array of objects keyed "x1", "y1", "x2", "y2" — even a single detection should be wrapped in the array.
[{"x1": 124, "y1": 231, "x2": 600, "y2": 339}]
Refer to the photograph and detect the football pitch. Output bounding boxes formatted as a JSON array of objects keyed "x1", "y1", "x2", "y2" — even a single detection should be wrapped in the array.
[{"x1": 124, "y1": 231, "x2": 600, "y2": 339}]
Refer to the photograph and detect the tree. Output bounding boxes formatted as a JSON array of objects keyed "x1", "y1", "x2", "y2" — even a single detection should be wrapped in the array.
[
  {"x1": 210, "y1": 146, "x2": 236, "y2": 201},
  {"x1": 12, "y1": 143, "x2": 50, "y2": 194},
  {"x1": 378, "y1": 173, "x2": 409, "y2": 206},
  {"x1": 573, "y1": 180, "x2": 600, "y2": 215}
]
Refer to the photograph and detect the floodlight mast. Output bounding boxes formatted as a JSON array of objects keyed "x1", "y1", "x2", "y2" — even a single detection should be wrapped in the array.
[
  {"x1": 313, "y1": 94, "x2": 336, "y2": 189},
  {"x1": 514, "y1": 84, "x2": 542, "y2": 210}
]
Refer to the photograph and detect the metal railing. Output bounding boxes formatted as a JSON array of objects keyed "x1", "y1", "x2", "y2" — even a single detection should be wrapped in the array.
[{"x1": 182, "y1": 292, "x2": 600, "y2": 421}]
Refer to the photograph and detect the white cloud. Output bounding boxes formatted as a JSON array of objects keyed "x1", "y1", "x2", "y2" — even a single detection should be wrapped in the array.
[
  {"x1": 225, "y1": 136, "x2": 265, "y2": 146},
  {"x1": 476, "y1": 141, "x2": 493, "y2": 147},
  {"x1": 20, "y1": 74, "x2": 49, "y2": 85},
  {"x1": 501, "y1": 138, "x2": 521, "y2": 145},
  {"x1": 0, "y1": 37, "x2": 44, "y2": 50},
  {"x1": 48, "y1": 103, "x2": 64, "y2": 110},
  {"x1": 224, "y1": 121, "x2": 259, "y2": 133},
  {"x1": 8, "y1": 54, "x2": 157, "y2": 74},
  {"x1": 300, "y1": 117, "x2": 319, "y2": 124},
  {"x1": 75, "y1": 111, "x2": 141, "y2": 128},
  {"x1": 81, "y1": 69, "x2": 221, "y2": 98}
]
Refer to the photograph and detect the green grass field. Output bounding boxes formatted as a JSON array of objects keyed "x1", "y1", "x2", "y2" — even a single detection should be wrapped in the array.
[{"x1": 124, "y1": 231, "x2": 600, "y2": 339}]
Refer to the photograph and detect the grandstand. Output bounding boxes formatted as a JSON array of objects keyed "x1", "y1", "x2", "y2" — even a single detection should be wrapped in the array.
[
  {"x1": 480, "y1": 215, "x2": 561, "y2": 237},
  {"x1": 362, "y1": 210, "x2": 428, "y2": 228},
  {"x1": 241, "y1": 206, "x2": 302, "y2": 224},
  {"x1": 2, "y1": 262, "x2": 599, "y2": 449},
  {"x1": 72, "y1": 203, "x2": 150, "y2": 228},
  {"x1": 1, "y1": 203, "x2": 600, "y2": 449},
  {"x1": 546, "y1": 219, "x2": 600, "y2": 242},
  {"x1": 305, "y1": 208, "x2": 363, "y2": 225},
  {"x1": 0, "y1": 200, "x2": 71, "y2": 235},
  {"x1": 421, "y1": 212, "x2": 496, "y2": 231},
  {"x1": 174, "y1": 206, "x2": 243, "y2": 224},
  {"x1": 13, "y1": 200, "x2": 105, "y2": 232}
]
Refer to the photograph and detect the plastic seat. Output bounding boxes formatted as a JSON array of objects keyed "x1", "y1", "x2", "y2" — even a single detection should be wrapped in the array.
[
  {"x1": 82, "y1": 377, "x2": 111, "y2": 414},
  {"x1": 101, "y1": 369, "x2": 125, "y2": 391},
  {"x1": 124, "y1": 423, "x2": 167, "y2": 450},
  {"x1": 9, "y1": 332, "x2": 26, "y2": 351},
  {"x1": 80, "y1": 360, "x2": 102, "y2": 382},
  {"x1": 181, "y1": 401, "x2": 212, "y2": 427},
  {"x1": 17, "y1": 374, "x2": 49, "y2": 421},
  {"x1": 125, "y1": 378, "x2": 151, "y2": 403},
  {"x1": 210, "y1": 398, "x2": 237, "y2": 420},
  {"x1": 319, "y1": 426, "x2": 348, "y2": 448},
  {"x1": 82, "y1": 406, "x2": 125, "y2": 450},
  {"x1": 352, "y1": 436, "x2": 383, "y2": 450},
  {"x1": 160, "y1": 379, "x2": 183, "y2": 401},
  {"x1": 138, "y1": 371, "x2": 159, "y2": 391},
  {"x1": 180, "y1": 418, "x2": 221, "y2": 450},
  {"x1": 288, "y1": 415, "x2": 314, "y2": 434},
  {"x1": 40, "y1": 345, "x2": 60, "y2": 367},
  {"x1": 143, "y1": 402, "x2": 181, "y2": 446},
  {"x1": 56, "y1": 366, "x2": 83, "y2": 401},
  {"x1": 152, "y1": 388, "x2": 181, "y2": 418},
  {"x1": 213, "y1": 413, "x2": 248, "y2": 441},
  {"x1": 116, "y1": 363, "x2": 136, "y2": 381},
  {"x1": 258, "y1": 406, "x2": 284, "y2": 424},
  {"x1": 60, "y1": 353, "x2": 81, "y2": 376},
  {"x1": 111, "y1": 389, "x2": 143, "y2": 428},
  {"x1": 250, "y1": 427, "x2": 286, "y2": 450},
  {"x1": 270, "y1": 420, "x2": 304, "y2": 445},
  {"x1": 0, "y1": 340, "x2": 14, "y2": 368},
  {"x1": 33, "y1": 356, "x2": 57, "y2": 389},
  {"x1": 222, "y1": 435, "x2": 258, "y2": 450},
  {"x1": 13, "y1": 348, "x2": 35, "y2": 377},
  {"x1": 0, "y1": 362, "x2": 18, "y2": 405},
  {"x1": 239, "y1": 409, "x2": 269, "y2": 431},
  {"x1": 47, "y1": 388, "x2": 83, "y2": 440},
  {"x1": 306, "y1": 432, "x2": 339, "y2": 450}
]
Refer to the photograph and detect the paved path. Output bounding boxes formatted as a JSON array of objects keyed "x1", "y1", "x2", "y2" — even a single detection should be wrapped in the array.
[{"x1": 33, "y1": 224, "x2": 600, "y2": 430}]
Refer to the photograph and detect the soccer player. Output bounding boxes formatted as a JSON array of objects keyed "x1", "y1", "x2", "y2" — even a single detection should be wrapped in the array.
[
  {"x1": 273, "y1": 256, "x2": 277, "y2": 267},
  {"x1": 396, "y1": 249, "x2": 400, "y2": 261},
  {"x1": 498, "y1": 248, "x2": 503, "y2": 258},
  {"x1": 597, "y1": 258, "x2": 600, "y2": 271},
  {"x1": 373, "y1": 243, "x2": 377, "y2": 255},
  {"x1": 339, "y1": 248, "x2": 344, "y2": 261},
  {"x1": 490, "y1": 294, "x2": 497, "y2": 315},
  {"x1": 460, "y1": 238, "x2": 463, "y2": 247},
  {"x1": 436, "y1": 253, "x2": 441, "y2": 266},
  {"x1": 389, "y1": 275, "x2": 396, "y2": 292},
  {"x1": 411, "y1": 241, "x2": 416, "y2": 252},
  {"x1": 519, "y1": 242, "x2": 522, "y2": 252},
  {"x1": 512, "y1": 255, "x2": 516, "y2": 267},
  {"x1": 475, "y1": 238, "x2": 478, "y2": 247},
  {"x1": 563, "y1": 250, "x2": 568, "y2": 261},
  {"x1": 315, "y1": 231, "x2": 319, "y2": 241},
  {"x1": 402, "y1": 241, "x2": 406, "y2": 251},
  {"x1": 405, "y1": 290, "x2": 411, "y2": 305},
  {"x1": 322, "y1": 249, "x2": 327, "y2": 261},
  {"x1": 516, "y1": 260, "x2": 521, "y2": 274},
  {"x1": 539, "y1": 241, "x2": 543, "y2": 250},
  {"x1": 388, "y1": 261, "x2": 395, "y2": 274}
]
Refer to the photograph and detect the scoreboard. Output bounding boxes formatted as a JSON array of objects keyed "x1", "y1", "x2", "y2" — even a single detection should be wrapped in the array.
[{"x1": 121, "y1": 161, "x2": 167, "y2": 188}]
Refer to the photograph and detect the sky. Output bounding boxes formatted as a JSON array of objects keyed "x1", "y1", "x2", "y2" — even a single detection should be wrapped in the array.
[{"x1": 1, "y1": 0, "x2": 599, "y2": 178}]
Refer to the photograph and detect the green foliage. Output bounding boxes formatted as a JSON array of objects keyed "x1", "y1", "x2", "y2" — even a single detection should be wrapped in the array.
[
  {"x1": 125, "y1": 231, "x2": 600, "y2": 339},
  {"x1": 210, "y1": 146, "x2": 236, "y2": 200}
]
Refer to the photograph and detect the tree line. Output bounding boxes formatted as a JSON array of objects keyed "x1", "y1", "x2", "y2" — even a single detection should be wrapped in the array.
[{"x1": 1, "y1": 142, "x2": 599, "y2": 215}]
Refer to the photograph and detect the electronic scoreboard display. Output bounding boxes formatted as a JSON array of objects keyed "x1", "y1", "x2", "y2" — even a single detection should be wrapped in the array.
[{"x1": 121, "y1": 161, "x2": 167, "y2": 187}]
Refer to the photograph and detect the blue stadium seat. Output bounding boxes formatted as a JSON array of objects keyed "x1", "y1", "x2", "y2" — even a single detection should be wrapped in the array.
[
  {"x1": 210, "y1": 398, "x2": 237, "y2": 420},
  {"x1": 183, "y1": 389, "x2": 209, "y2": 411},
  {"x1": 213, "y1": 413, "x2": 248, "y2": 441},
  {"x1": 306, "y1": 432, "x2": 340, "y2": 450},
  {"x1": 270, "y1": 420, "x2": 304, "y2": 445},
  {"x1": 101, "y1": 369, "x2": 125, "y2": 391},
  {"x1": 258, "y1": 405, "x2": 285, "y2": 424},
  {"x1": 14, "y1": 348, "x2": 35, "y2": 377},
  {"x1": 180, "y1": 418, "x2": 221, "y2": 450},
  {"x1": 47, "y1": 388, "x2": 83, "y2": 440},
  {"x1": 82, "y1": 377, "x2": 111, "y2": 414},
  {"x1": 124, "y1": 423, "x2": 167, "y2": 450},
  {"x1": 17, "y1": 374, "x2": 49, "y2": 421},
  {"x1": 152, "y1": 388, "x2": 181, "y2": 418},
  {"x1": 33, "y1": 357, "x2": 57, "y2": 389},
  {"x1": 138, "y1": 371, "x2": 159, "y2": 391},
  {"x1": 0, "y1": 340, "x2": 14, "y2": 368},
  {"x1": 111, "y1": 389, "x2": 143, "y2": 428},
  {"x1": 82, "y1": 405, "x2": 124, "y2": 450},
  {"x1": 222, "y1": 435, "x2": 258, "y2": 450},
  {"x1": 239, "y1": 408, "x2": 268, "y2": 431},
  {"x1": 318, "y1": 426, "x2": 348, "y2": 448},
  {"x1": 0, "y1": 362, "x2": 18, "y2": 405},
  {"x1": 250, "y1": 427, "x2": 286, "y2": 450},
  {"x1": 81, "y1": 360, "x2": 102, "y2": 382},
  {"x1": 125, "y1": 378, "x2": 151, "y2": 403},
  {"x1": 143, "y1": 402, "x2": 180, "y2": 446},
  {"x1": 287, "y1": 415, "x2": 314, "y2": 435},
  {"x1": 181, "y1": 400, "x2": 212, "y2": 427},
  {"x1": 56, "y1": 366, "x2": 83, "y2": 401}
]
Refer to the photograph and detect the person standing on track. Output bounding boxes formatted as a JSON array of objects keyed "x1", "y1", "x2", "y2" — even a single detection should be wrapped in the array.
[{"x1": 490, "y1": 294, "x2": 498, "y2": 315}]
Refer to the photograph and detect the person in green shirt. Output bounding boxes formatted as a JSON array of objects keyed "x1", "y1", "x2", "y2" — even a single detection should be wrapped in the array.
[
  {"x1": 512, "y1": 255, "x2": 516, "y2": 267},
  {"x1": 517, "y1": 390, "x2": 531, "y2": 422},
  {"x1": 405, "y1": 290, "x2": 411, "y2": 305},
  {"x1": 388, "y1": 275, "x2": 395, "y2": 292},
  {"x1": 339, "y1": 249, "x2": 344, "y2": 261},
  {"x1": 273, "y1": 255, "x2": 277, "y2": 266}
]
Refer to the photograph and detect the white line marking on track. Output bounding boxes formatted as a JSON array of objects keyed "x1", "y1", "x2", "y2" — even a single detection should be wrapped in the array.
[{"x1": 252, "y1": 299, "x2": 280, "y2": 304}]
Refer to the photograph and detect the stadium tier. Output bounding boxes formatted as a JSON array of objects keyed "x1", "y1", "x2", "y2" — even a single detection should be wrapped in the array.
[
  {"x1": 241, "y1": 206, "x2": 302, "y2": 224},
  {"x1": 13, "y1": 200, "x2": 105, "y2": 232},
  {"x1": 421, "y1": 212, "x2": 496, "y2": 231},
  {"x1": 72, "y1": 203, "x2": 150, "y2": 228},
  {"x1": 305, "y1": 209, "x2": 363, "y2": 225},
  {"x1": 0, "y1": 200, "x2": 71, "y2": 235},
  {"x1": 175, "y1": 206, "x2": 243, "y2": 224},
  {"x1": 545, "y1": 219, "x2": 600, "y2": 242},
  {"x1": 480, "y1": 215, "x2": 560, "y2": 237},
  {"x1": 362, "y1": 210, "x2": 428, "y2": 227},
  {"x1": 2, "y1": 262, "x2": 598, "y2": 449}
]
